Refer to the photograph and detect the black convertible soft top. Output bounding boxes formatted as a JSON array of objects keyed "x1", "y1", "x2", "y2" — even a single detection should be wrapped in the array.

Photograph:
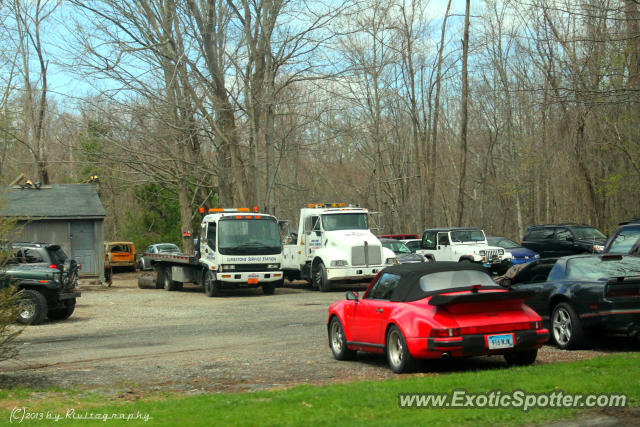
[{"x1": 384, "y1": 262, "x2": 501, "y2": 302}]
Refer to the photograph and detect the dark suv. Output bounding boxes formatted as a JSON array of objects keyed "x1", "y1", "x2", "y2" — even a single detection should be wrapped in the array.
[
  {"x1": 521, "y1": 224, "x2": 607, "y2": 258},
  {"x1": 603, "y1": 220, "x2": 640, "y2": 254},
  {"x1": 3, "y1": 242, "x2": 81, "y2": 324},
  {"x1": 12, "y1": 242, "x2": 72, "y2": 268}
]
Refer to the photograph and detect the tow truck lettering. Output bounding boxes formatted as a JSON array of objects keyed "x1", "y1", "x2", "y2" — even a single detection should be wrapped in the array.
[{"x1": 225, "y1": 256, "x2": 278, "y2": 262}]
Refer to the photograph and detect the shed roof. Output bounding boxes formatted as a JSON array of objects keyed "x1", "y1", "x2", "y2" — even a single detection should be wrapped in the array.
[{"x1": 0, "y1": 184, "x2": 106, "y2": 219}]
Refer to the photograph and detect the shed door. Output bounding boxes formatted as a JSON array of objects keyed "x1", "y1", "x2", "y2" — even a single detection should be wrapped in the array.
[{"x1": 70, "y1": 221, "x2": 96, "y2": 275}]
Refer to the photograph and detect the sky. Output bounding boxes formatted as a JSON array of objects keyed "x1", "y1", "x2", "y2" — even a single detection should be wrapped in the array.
[{"x1": 13, "y1": 0, "x2": 473, "y2": 111}]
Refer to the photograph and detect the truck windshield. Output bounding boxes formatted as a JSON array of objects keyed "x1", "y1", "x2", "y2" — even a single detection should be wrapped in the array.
[
  {"x1": 321, "y1": 213, "x2": 368, "y2": 231},
  {"x1": 218, "y1": 218, "x2": 282, "y2": 255}
]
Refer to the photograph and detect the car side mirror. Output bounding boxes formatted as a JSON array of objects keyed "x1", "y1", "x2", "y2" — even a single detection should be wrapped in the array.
[{"x1": 346, "y1": 291, "x2": 359, "y2": 301}]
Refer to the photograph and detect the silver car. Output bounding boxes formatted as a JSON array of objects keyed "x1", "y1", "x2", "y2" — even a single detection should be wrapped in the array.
[{"x1": 138, "y1": 243, "x2": 181, "y2": 270}]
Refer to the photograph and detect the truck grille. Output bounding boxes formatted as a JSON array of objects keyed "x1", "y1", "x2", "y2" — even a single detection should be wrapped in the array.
[{"x1": 351, "y1": 245, "x2": 382, "y2": 266}]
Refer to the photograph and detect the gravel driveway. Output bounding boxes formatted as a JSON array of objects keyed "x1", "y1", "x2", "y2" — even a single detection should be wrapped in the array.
[{"x1": 0, "y1": 272, "x2": 635, "y2": 396}]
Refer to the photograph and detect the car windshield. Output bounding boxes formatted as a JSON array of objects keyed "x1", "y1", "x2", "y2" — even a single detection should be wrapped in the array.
[
  {"x1": 419, "y1": 270, "x2": 496, "y2": 293},
  {"x1": 382, "y1": 241, "x2": 412, "y2": 255},
  {"x1": 571, "y1": 227, "x2": 606, "y2": 240},
  {"x1": 566, "y1": 256, "x2": 640, "y2": 280},
  {"x1": 607, "y1": 227, "x2": 640, "y2": 254},
  {"x1": 156, "y1": 244, "x2": 179, "y2": 252},
  {"x1": 321, "y1": 213, "x2": 368, "y2": 231},
  {"x1": 487, "y1": 237, "x2": 520, "y2": 249},
  {"x1": 450, "y1": 229, "x2": 486, "y2": 243},
  {"x1": 218, "y1": 218, "x2": 282, "y2": 255},
  {"x1": 404, "y1": 240, "x2": 421, "y2": 251}
]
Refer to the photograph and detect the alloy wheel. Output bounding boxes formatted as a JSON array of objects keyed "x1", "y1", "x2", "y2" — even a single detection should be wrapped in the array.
[{"x1": 552, "y1": 306, "x2": 572, "y2": 346}]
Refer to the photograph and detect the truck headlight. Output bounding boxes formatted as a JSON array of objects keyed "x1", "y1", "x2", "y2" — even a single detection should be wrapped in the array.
[
  {"x1": 385, "y1": 257, "x2": 398, "y2": 265},
  {"x1": 222, "y1": 264, "x2": 235, "y2": 271},
  {"x1": 330, "y1": 260, "x2": 348, "y2": 267},
  {"x1": 267, "y1": 264, "x2": 280, "y2": 269},
  {"x1": 479, "y1": 250, "x2": 486, "y2": 256},
  {"x1": 498, "y1": 249, "x2": 504, "y2": 255}
]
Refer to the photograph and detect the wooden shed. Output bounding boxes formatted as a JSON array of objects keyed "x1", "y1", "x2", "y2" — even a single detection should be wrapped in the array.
[{"x1": 0, "y1": 184, "x2": 106, "y2": 279}]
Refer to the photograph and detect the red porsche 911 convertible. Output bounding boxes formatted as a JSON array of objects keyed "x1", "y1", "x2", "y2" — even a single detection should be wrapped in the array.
[{"x1": 327, "y1": 262, "x2": 549, "y2": 373}]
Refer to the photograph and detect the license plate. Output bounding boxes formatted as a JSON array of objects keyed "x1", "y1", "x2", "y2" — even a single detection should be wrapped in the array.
[
  {"x1": 248, "y1": 273, "x2": 259, "y2": 278},
  {"x1": 486, "y1": 333, "x2": 514, "y2": 349}
]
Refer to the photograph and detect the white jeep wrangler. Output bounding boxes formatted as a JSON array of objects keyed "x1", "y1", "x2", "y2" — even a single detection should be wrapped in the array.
[{"x1": 416, "y1": 227, "x2": 512, "y2": 273}]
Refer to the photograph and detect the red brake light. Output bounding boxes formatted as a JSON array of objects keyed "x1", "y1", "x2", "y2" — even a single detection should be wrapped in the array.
[
  {"x1": 48, "y1": 264, "x2": 57, "y2": 269},
  {"x1": 430, "y1": 328, "x2": 460, "y2": 337}
]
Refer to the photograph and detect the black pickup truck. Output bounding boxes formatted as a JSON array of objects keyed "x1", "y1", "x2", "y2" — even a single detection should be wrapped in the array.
[{"x1": 1, "y1": 243, "x2": 81, "y2": 325}]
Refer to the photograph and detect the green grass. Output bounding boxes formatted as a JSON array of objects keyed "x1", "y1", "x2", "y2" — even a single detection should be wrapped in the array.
[{"x1": 1, "y1": 353, "x2": 639, "y2": 426}]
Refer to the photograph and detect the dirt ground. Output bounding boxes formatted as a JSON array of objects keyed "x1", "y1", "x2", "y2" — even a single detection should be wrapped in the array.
[{"x1": 0, "y1": 272, "x2": 637, "y2": 400}]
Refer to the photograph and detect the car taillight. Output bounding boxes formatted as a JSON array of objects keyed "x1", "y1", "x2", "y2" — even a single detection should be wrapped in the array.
[
  {"x1": 48, "y1": 264, "x2": 57, "y2": 269},
  {"x1": 430, "y1": 328, "x2": 460, "y2": 337},
  {"x1": 530, "y1": 321, "x2": 541, "y2": 329}
]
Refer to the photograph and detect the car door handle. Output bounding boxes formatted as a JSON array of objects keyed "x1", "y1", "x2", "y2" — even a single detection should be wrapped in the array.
[{"x1": 376, "y1": 308, "x2": 383, "y2": 313}]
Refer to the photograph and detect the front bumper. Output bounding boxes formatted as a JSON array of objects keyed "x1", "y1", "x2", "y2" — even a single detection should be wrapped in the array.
[
  {"x1": 59, "y1": 291, "x2": 81, "y2": 301},
  {"x1": 510, "y1": 258, "x2": 537, "y2": 265},
  {"x1": 106, "y1": 261, "x2": 136, "y2": 267},
  {"x1": 407, "y1": 329, "x2": 549, "y2": 359},
  {"x1": 326, "y1": 266, "x2": 387, "y2": 281},
  {"x1": 215, "y1": 271, "x2": 283, "y2": 285}
]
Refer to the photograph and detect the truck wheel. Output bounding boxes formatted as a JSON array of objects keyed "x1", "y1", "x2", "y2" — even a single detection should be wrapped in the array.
[
  {"x1": 17, "y1": 289, "x2": 47, "y2": 325},
  {"x1": 163, "y1": 268, "x2": 177, "y2": 291},
  {"x1": 204, "y1": 271, "x2": 221, "y2": 297},
  {"x1": 155, "y1": 266, "x2": 165, "y2": 289},
  {"x1": 48, "y1": 298, "x2": 76, "y2": 321},
  {"x1": 262, "y1": 283, "x2": 276, "y2": 295},
  {"x1": 313, "y1": 261, "x2": 331, "y2": 292}
]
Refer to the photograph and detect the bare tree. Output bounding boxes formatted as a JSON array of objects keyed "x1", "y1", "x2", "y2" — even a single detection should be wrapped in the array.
[
  {"x1": 7, "y1": 0, "x2": 59, "y2": 184},
  {"x1": 456, "y1": 0, "x2": 470, "y2": 226}
]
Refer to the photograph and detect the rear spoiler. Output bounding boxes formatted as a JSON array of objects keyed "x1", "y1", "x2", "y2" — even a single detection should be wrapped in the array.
[{"x1": 429, "y1": 290, "x2": 536, "y2": 307}]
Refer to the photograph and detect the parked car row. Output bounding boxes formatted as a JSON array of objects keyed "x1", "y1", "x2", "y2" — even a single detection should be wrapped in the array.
[{"x1": 388, "y1": 222, "x2": 614, "y2": 272}]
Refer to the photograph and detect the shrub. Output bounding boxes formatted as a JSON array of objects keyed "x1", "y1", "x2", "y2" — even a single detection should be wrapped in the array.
[{"x1": 0, "y1": 285, "x2": 22, "y2": 362}]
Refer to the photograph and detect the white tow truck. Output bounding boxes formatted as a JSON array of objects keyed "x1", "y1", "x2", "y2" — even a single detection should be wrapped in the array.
[
  {"x1": 143, "y1": 208, "x2": 284, "y2": 296},
  {"x1": 281, "y1": 203, "x2": 397, "y2": 291}
]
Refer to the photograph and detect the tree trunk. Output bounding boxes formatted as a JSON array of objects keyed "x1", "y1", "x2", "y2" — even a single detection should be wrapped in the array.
[{"x1": 456, "y1": 0, "x2": 471, "y2": 226}]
